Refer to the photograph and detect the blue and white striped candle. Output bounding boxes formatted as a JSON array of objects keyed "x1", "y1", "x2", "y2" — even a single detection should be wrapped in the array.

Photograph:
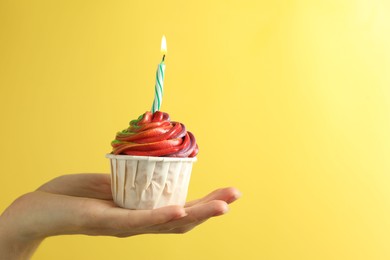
[{"x1": 152, "y1": 35, "x2": 167, "y2": 113}]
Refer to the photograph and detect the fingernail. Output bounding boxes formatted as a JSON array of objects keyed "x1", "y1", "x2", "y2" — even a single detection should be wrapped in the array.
[
  {"x1": 227, "y1": 190, "x2": 242, "y2": 204},
  {"x1": 214, "y1": 205, "x2": 229, "y2": 216},
  {"x1": 173, "y1": 212, "x2": 188, "y2": 220}
]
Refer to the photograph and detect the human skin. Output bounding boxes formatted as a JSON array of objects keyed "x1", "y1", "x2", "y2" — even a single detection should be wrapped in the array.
[{"x1": 0, "y1": 174, "x2": 241, "y2": 259}]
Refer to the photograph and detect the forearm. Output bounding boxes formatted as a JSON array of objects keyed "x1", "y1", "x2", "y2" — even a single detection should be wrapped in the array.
[{"x1": 0, "y1": 216, "x2": 43, "y2": 260}]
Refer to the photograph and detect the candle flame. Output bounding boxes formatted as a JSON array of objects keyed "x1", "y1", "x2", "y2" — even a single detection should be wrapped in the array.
[{"x1": 161, "y1": 35, "x2": 167, "y2": 54}]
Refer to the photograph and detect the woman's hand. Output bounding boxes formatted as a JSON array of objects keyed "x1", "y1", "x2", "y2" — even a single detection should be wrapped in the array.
[{"x1": 0, "y1": 174, "x2": 241, "y2": 259}]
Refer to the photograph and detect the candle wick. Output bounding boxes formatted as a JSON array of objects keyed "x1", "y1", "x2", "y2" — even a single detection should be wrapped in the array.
[{"x1": 162, "y1": 54, "x2": 165, "y2": 62}]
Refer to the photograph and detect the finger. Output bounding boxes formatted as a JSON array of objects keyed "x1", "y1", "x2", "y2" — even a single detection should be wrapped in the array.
[
  {"x1": 37, "y1": 174, "x2": 112, "y2": 200},
  {"x1": 180, "y1": 199, "x2": 229, "y2": 223},
  {"x1": 145, "y1": 200, "x2": 228, "y2": 234},
  {"x1": 101, "y1": 205, "x2": 187, "y2": 232},
  {"x1": 185, "y1": 187, "x2": 241, "y2": 208}
]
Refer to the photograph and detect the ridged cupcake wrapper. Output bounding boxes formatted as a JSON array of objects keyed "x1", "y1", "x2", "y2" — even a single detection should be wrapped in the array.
[{"x1": 106, "y1": 154, "x2": 196, "y2": 210}]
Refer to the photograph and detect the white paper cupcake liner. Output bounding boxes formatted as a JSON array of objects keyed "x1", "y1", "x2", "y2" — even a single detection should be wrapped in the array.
[{"x1": 106, "y1": 154, "x2": 196, "y2": 210}]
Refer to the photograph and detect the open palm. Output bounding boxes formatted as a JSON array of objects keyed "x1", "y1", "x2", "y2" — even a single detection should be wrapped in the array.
[{"x1": 3, "y1": 174, "x2": 240, "y2": 239}]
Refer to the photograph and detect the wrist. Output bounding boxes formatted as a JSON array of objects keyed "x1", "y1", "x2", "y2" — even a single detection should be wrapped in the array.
[
  {"x1": 0, "y1": 194, "x2": 45, "y2": 259},
  {"x1": 0, "y1": 226, "x2": 43, "y2": 260}
]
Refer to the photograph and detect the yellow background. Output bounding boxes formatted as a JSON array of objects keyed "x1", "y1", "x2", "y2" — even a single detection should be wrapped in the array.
[{"x1": 1, "y1": 0, "x2": 390, "y2": 259}]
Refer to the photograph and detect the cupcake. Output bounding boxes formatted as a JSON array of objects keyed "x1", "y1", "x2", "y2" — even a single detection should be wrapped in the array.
[{"x1": 106, "y1": 111, "x2": 198, "y2": 209}]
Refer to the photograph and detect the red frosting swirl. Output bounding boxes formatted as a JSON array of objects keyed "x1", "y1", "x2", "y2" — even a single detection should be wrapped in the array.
[{"x1": 111, "y1": 111, "x2": 199, "y2": 157}]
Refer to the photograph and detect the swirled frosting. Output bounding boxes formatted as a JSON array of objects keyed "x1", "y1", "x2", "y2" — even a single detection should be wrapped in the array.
[{"x1": 111, "y1": 111, "x2": 199, "y2": 157}]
